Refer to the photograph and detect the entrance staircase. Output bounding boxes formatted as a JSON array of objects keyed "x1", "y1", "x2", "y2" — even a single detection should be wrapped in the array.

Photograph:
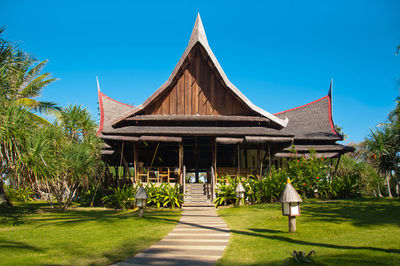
[{"x1": 183, "y1": 183, "x2": 214, "y2": 207}]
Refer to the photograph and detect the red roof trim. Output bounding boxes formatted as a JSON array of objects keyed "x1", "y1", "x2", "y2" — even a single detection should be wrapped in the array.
[
  {"x1": 97, "y1": 91, "x2": 133, "y2": 136},
  {"x1": 327, "y1": 95, "x2": 341, "y2": 137},
  {"x1": 97, "y1": 90, "x2": 104, "y2": 136},
  {"x1": 274, "y1": 95, "x2": 340, "y2": 137},
  {"x1": 274, "y1": 95, "x2": 328, "y2": 115}
]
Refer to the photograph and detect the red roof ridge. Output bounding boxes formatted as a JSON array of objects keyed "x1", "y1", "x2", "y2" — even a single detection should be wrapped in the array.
[
  {"x1": 274, "y1": 91, "x2": 341, "y2": 138},
  {"x1": 97, "y1": 90, "x2": 134, "y2": 136}
]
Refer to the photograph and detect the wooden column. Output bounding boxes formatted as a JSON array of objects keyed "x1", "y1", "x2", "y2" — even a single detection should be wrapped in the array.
[
  {"x1": 212, "y1": 139, "x2": 217, "y2": 184},
  {"x1": 179, "y1": 142, "x2": 184, "y2": 184},
  {"x1": 259, "y1": 143, "x2": 264, "y2": 178},
  {"x1": 195, "y1": 137, "x2": 199, "y2": 182},
  {"x1": 237, "y1": 144, "x2": 240, "y2": 178},
  {"x1": 256, "y1": 144, "x2": 261, "y2": 180},
  {"x1": 268, "y1": 144, "x2": 272, "y2": 173},
  {"x1": 133, "y1": 142, "x2": 138, "y2": 183},
  {"x1": 244, "y1": 144, "x2": 248, "y2": 174}
]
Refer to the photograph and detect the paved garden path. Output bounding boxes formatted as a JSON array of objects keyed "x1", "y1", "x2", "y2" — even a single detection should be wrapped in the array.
[{"x1": 116, "y1": 207, "x2": 230, "y2": 265}]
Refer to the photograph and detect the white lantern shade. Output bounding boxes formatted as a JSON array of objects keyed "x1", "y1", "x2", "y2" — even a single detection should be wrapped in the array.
[
  {"x1": 290, "y1": 202, "x2": 299, "y2": 215},
  {"x1": 136, "y1": 198, "x2": 147, "y2": 207},
  {"x1": 236, "y1": 191, "x2": 244, "y2": 198},
  {"x1": 283, "y1": 202, "x2": 290, "y2": 215},
  {"x1": 282, "y1": 202, "x2": 300, "y2": 216}
]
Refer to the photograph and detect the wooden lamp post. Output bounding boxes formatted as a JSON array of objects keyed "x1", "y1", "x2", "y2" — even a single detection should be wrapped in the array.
[
  {"x1": 135, "y1": 186, "x2": 148, "y2": 218},
  {"x1": 235, "y1": 182, "x2": 245, "y2": 206},
  {"x1": 280, "y1": 178, "x2": 302, "y2": 232}
]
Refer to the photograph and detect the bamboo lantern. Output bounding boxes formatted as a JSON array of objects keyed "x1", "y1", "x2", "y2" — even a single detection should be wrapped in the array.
[
  {"x1": 135, "y1": 186, "x2": 148, "y2": 218},
  {"x1": 280, "y1": 178, "x2": 302, "y2": 232},
  {"x1": 235, "y1": 182, "x2": 245, "y2": 205}
]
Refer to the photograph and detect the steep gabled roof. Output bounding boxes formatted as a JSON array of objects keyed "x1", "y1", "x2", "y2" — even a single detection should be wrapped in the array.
[
  {"x1": 274, "y1": 81, "x2": 342, "y2": 140},
  {"x1": 111, "y1": 14, "x2": 288, "y2": 129},
  {"x1": 97, "y1": 86, "x2": 133, "y2": 136}
]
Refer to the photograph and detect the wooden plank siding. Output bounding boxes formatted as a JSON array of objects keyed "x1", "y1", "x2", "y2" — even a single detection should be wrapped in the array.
[{"x1": 143, "y1": 48, "x2": 256, "y2": 116}]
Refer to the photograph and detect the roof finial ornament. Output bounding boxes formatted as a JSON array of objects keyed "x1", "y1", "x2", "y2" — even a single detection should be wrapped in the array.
[
  {"x1": 328, "y1": 78, "x2": 333, "y2": 98},
  {"x1": 189, "y1": 13, "x2": 208, "y2": 45},
  {"x1": 96, "y1": 76, "x2": 101, "y2": 92}
]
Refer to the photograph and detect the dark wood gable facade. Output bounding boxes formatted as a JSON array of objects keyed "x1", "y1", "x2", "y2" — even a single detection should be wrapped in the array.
[
  {"x1": 98, "y1": 14, "x2": 353, "y2": 202},
  {"x1": 144, "y1": 45, "x2": 257, "y2": 117}
]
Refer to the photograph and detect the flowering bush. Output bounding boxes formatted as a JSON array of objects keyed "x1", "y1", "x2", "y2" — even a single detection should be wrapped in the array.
[{"x1": 286, "y1": 152, "x2": 330, "y2": 198}]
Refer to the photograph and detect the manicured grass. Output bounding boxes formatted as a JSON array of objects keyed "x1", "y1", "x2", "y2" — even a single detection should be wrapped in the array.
[
  {"x1": 0, "y1": 202, "x2": 181, "y2": 265},
  {"x1": 217, "y1": 198, "x2": 400, "y2": 265}
]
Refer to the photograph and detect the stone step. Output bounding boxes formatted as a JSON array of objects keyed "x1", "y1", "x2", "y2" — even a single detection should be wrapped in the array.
[
  {"x1": 182, "y1": 203, "x2": 215, "y2": 207},
  {"x1": 185, "y1": 195, "x2": 209, "y2": 198}
]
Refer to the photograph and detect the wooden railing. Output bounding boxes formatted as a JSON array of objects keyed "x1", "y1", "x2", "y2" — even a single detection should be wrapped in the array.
[
  {"x1": 137, "y1": 167, "x2": 179, "y2": 183},
  {"x1": 216, "y1": 167, "x2": 261, "y2": 181}
]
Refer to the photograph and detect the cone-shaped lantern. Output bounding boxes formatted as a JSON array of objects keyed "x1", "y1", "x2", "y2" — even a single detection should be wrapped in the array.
[
  {"x1": 135, "y1": 186, "x2": 148, "y2": 217},
  {"x1": 280, "y1": 178, "x2": 302, "y2": 232},
  {"x1": 235, "y1": 182, "x2": 245, "y2": 205}
]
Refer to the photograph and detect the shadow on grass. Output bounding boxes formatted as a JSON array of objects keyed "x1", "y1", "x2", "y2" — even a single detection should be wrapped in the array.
[
  {"x1": 0, "y1": 238, "x2": 43, "y2": 252},
  {"x1": 218, "y1": 252, "x2": 397, "y2": 266},
  {"x1": 146, "y1": 207, "x2": 400, "y2": 256},
  {"x1": 302, "y1": 198, "x2": 400, "y2": 227},
  {"x1": 243, "y1": 228, "x2": 400, "y2": 254},
  {"x1": 28, "y1": 208, "x2": 181, "y2": 228}
]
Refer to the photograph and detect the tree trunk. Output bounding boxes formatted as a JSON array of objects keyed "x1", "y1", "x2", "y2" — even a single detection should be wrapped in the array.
[
  {"x1": 386, "y1": 173, "x2": 393, "y2": 198},
  {"x1": 0, "y1": 177, "x2": 12, "y2": 208},
  {"x1": 392, "y1": 171, "x2": 399, "y2": 197},
  {"x1": 377, "y1": 183, "x2": 383, "y2": 198}
]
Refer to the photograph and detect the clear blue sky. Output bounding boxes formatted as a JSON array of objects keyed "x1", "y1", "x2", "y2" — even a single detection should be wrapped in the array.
[{"x1": 2, "y1": 0, "x2": 399, "y2": 144}]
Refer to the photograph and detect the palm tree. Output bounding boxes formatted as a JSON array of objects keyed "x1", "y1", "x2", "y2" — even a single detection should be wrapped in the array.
[
  {"x1": 366, "y1": 125, "x2": 396, "y2": 197},
  {"x1": 0, "y1": 27, "x2": 60, "y2": 124},
  {"x1": 0, "y1": 102, "x2": 37, "y2": 207}
]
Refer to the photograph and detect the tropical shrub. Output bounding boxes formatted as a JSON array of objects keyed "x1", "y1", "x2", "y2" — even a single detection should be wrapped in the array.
[
  {"x1": 330, "y1": 172, "x2": 361, "y2": 199},
  {"x1": 162, "y1": 184, "x2": 184, "y2": 209},
  {"x1": 146, "y1": 183, "x2": 183, "y2": 209},
  {"x1": 146, "y1": 183, "x2": 164, "y2": 209},
  {"x1": 286, "y1": 153, "x2": 330, "y2": 198},
  {"x1": 101, "y1": 185, "x2": 137, "y2": 210},
  {"x1": 214, "y1": 175, "x2": 238, "y2": 206},
  {"x1": 5, "y1": 186, "x2": 34, "y2": 202},
  {"x1": 78, "y1": 185, "x2": 106, "y2": 207},
  {"x1": 283, "y1": 250, "x2": 316, "y2": 265}
]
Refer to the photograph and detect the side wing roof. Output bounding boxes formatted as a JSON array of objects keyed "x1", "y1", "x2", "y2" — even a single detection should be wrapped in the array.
[
  {"x1": 274, "y1": 84, "x2": 342, "y2": 141},
  {"x1": 97, "y1": 89, "x2": 133, "y2": 136}
]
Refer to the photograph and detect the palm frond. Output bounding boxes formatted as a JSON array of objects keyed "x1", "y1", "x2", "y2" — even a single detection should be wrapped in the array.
[
  {"x1": 20, "y1": 73, "x2": 57, "y2": 98},
  {"x1": 23, "y1": 59, "x2": 48, "y2": 84}
]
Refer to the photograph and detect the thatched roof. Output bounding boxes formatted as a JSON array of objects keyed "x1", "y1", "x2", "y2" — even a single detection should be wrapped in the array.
[
  {"x1": 275, "y1": 83, "x2": 342, "y2": 141},
  {"x1": 111, "y1": 14, "x2": 288, "y2": 129},
  {"x1": 280, "y1": 182, "x2": 302, "y2": 203},
  {"x1": 97, "y1": 89, "x2": 133, "y2": 136}
]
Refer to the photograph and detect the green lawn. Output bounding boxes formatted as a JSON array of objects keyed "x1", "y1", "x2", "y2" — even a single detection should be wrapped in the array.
[
  {"x1": 0, "y1": 202, "x2": 181, "y2": 265},
  {"x1": 217, "y1": 198, "x2": 400, "y2": 265}
]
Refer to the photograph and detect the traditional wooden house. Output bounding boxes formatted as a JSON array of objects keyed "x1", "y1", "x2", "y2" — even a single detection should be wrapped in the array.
[{"x1": 97, "y1": 14, "x2": 353, "y2": 204}]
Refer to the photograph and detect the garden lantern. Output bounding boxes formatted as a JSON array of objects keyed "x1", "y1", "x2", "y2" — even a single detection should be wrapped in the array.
[
  {"x1": 135, "y1": 186, "x2": 148, "y2": 218},
  {"x1": 235, "y1": 182, "x2": 245, "y2": 206},
  {"x1": 280, "y1": 178, "x2": 302, "y2": 232}
]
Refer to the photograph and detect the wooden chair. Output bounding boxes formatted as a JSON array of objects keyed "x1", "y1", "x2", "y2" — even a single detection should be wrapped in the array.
[
  {"x1": 168, "y1": 168, "x2": 179, "y2": 183},
  {"x1": 158, "y1": 168, "x2": 170, "y2": 182},
  {"x1": 148, "y1": 169, "x2": 159, "y2": 183},
  {"x1": 137, "y1": 168, "x2": 149, "y2": 183}
]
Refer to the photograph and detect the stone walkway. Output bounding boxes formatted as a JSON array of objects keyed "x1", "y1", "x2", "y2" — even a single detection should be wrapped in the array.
[{"x1": 116, "y1": 207, "x2": 230, "y2": 265}]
